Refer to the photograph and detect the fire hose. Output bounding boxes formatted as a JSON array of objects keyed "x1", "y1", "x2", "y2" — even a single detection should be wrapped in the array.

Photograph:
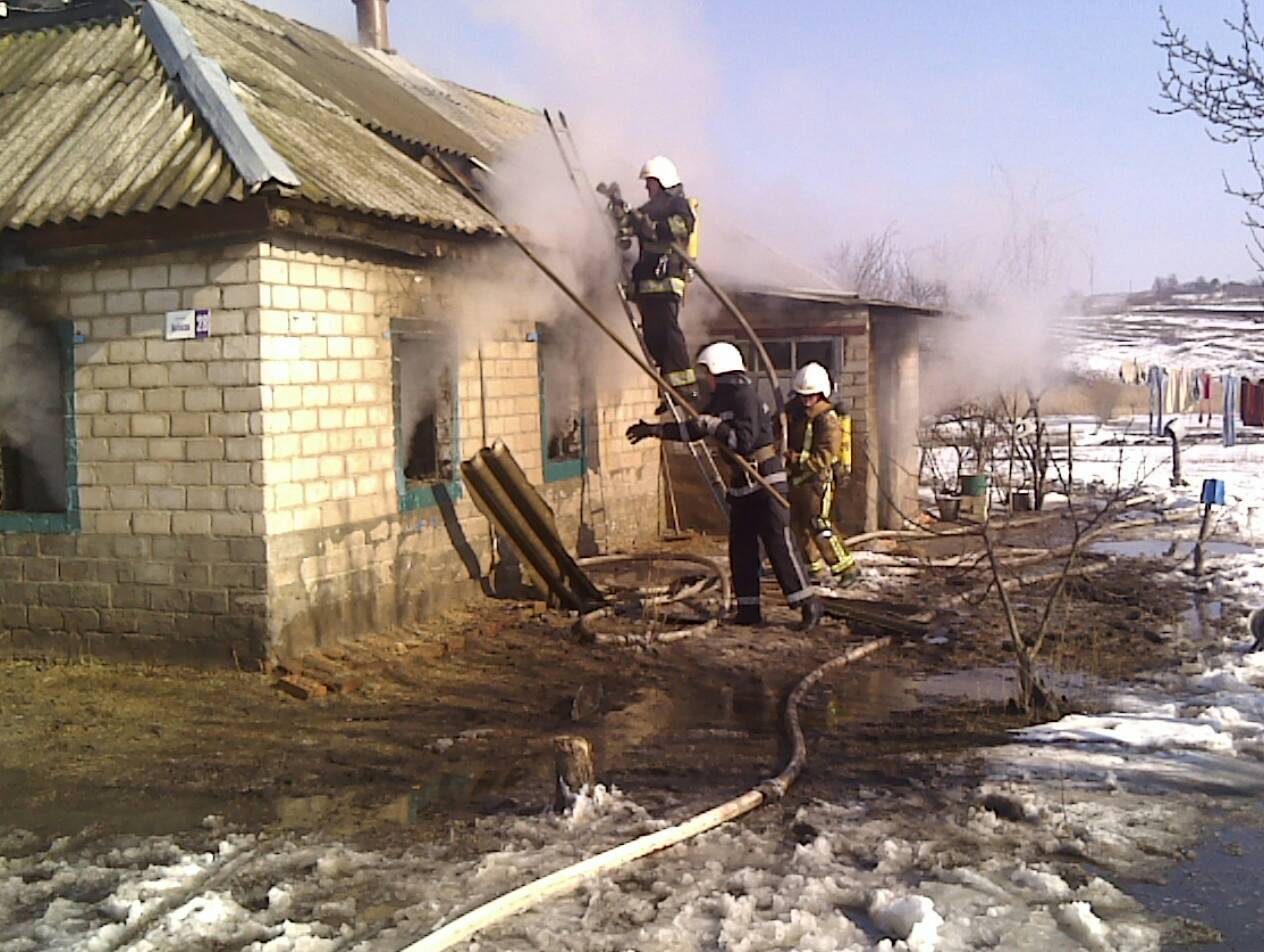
[
  {"x1": 395, "y1": 636, "x2": 891, "y2": 951},
  {"x1": 572, "y1": 553, "x2": 730, "y2": 645}
]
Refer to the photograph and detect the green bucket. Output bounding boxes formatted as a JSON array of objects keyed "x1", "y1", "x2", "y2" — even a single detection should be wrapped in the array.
[{"x1": 960, "y1": 473, "x2": 991, "y2": 497}]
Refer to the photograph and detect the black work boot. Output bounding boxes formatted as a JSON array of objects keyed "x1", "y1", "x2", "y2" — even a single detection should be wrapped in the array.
[
  {"x1": 797, "y1": 598, "x2": 824, "y2": 632},
  {"x1": 734, "y1": 607, "x2": 763, "y2": 627}
]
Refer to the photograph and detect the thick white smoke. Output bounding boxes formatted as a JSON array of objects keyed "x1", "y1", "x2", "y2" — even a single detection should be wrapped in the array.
[{"x1": 905, "y1": 172, "x2": 1089, "y2": 413}]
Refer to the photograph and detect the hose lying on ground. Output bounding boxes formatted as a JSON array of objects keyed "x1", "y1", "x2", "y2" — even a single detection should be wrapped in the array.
[
  {"x1": 842, "y1": 492, "x2": 1160, "y2": 550},
  {"x1": 951, "y1": 506, "x2": 1210, "y2": 605},
  {"x1": 395, "y1": 636, "x2": 893, "y2": 952},
  {"x1": 573, "y1": 553, "x2": 730, "y2": 645}
]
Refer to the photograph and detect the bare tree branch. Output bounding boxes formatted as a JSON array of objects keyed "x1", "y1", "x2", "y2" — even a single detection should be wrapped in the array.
[{"x1": 1159, "y1": 1, "x2": 1264, "y2": 262}]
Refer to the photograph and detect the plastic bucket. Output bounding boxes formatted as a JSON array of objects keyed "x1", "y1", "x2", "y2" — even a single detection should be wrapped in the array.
[
  {"x1": 937, "y1": 495, "x2": 961, "y2": 522},
  {"x1": 960, "y1": 473, "x2": 991, "y2": 497},
  {"x1": 1010, "y1": 489, "x2": 1033, "y2": 512}
]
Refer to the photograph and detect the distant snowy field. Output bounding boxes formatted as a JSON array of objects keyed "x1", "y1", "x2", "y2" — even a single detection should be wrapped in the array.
[{"x1": 1056, "y1": 304, "x2": 1264, "y2": 378}]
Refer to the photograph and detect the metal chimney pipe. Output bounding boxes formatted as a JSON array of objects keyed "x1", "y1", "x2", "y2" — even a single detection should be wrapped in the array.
[{"x1": 352, "y1": 0, "x2": 390, "y2": 51}]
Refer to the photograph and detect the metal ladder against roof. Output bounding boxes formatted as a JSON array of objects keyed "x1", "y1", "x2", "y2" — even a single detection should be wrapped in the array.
[
  {"x1": 543, "y1": 110, "x2": 729, "y2": 523},
  {"x1": 615, "y1": 283, "x2": 730, "y2": 520}
]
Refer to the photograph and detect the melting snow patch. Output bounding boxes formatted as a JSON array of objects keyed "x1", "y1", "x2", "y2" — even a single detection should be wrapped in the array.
[
  {"x1": 1053, "y1": 900, "x2": 1111, "y2": 951},
  {"x1": 1016, "y1": 712, "x2": 1235, "y2": 753},
  {"x1": 869, "y1": 889, "x2": 943, "y2": 950}
]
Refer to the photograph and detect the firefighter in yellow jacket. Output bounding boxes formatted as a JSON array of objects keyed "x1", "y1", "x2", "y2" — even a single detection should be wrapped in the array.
[{"x1": 786, "y1": 362, "x2": 859, "y2": 588}]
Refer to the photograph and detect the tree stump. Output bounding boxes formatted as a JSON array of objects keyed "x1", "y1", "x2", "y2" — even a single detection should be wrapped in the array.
[{"x1": 552, "y1": 735, "x2": 595, "y2": 812}]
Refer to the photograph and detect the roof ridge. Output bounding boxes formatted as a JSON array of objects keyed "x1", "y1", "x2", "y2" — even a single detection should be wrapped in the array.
[{"x1": 138, "y1": 0, "x2": 298, "y2": 190}]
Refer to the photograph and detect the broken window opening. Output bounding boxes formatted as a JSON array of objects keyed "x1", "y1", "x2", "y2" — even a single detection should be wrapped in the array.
[
  {"x1": 538, "y1": 323, "x2": 588, "y2": 483},
  {"x1": 392, "y1": 321, "x2": 460, "y2": 510},
  {"x1": 0, "y1": 317, "x2": 77, "y2": 533}
]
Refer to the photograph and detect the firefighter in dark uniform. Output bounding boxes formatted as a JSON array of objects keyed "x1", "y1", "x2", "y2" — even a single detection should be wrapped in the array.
[
  {"x1": 787, "y1": 362, "x2": 859, "y2": 589},
  {"x1": 622, "y1": 155, "x2": 700, "y2": 409},
  {"x1": 626, "y1": 342, "x2": 824, "y2": 631}
]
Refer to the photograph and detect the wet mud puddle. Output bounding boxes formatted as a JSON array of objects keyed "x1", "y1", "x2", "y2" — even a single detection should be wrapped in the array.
[{"x1": 1129, "y1": 821, "x2": 1264, "y2": 950}]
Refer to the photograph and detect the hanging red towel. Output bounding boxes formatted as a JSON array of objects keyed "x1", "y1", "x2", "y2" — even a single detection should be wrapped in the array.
[{"x1": 1246, "y1": 379, "x2": 1264, "y2": 427}]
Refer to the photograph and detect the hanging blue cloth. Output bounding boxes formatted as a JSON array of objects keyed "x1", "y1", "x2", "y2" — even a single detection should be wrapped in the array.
[
  {"x1": 1147, "y1": 365, "x2": 1168, "y2": 436},
  {"x1": 1223, "y1": 372, "x2": 1239, "y2": 447}
]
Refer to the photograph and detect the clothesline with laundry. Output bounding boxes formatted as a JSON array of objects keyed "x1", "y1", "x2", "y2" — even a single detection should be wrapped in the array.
[{"x1": 1118, "y1": 359, "x2": 1264, "y2": 443}]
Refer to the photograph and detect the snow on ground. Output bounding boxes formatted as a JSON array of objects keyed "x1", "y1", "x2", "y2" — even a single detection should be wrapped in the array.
[
  {"x1": 5, "y1": 427, "x2": 1264, "y2": 951},
  {"x1": 1056, "y1": 307, "x2": 1264, "y2": 378}
]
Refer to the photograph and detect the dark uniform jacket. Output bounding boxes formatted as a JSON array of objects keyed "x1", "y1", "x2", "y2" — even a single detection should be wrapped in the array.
[
  {"x1": 660, "y1": 372, "x2": 788, "y2": 496},
  {"x1": 630, "y1": 184, "x2": 695, "y2": 298}
]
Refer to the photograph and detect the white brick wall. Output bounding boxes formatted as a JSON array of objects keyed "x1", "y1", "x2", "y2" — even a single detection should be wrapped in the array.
[{"x1": 3, "y1": 233, "x2": 662, "y2": 661}]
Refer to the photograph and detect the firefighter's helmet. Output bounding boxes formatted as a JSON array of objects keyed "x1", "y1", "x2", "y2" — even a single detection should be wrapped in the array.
[
  {"x1": 639, "y1": 155, "x2": 681, "y2": 188},
  {"x1": 792, "y1": 362, "x2": 833, "y2": 399},
  {"x1": 697, "y1": 341, "x2": 745, "y2": 375}
]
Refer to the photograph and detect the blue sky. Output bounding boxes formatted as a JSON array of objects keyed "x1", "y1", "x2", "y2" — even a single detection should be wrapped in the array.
[{"x1": 256, "y1": 0, "x2": 1258, "y2": 294}]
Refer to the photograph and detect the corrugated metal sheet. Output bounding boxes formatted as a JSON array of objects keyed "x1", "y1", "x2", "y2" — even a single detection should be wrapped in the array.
[{"x1": 0, "y1": 19, "x2": 244, "y2": 230}]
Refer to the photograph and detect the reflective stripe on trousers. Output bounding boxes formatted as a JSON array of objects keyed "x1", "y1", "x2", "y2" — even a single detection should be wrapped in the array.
[{"x1": 729, "y1": 489, "x2": 812, "y2": 611}]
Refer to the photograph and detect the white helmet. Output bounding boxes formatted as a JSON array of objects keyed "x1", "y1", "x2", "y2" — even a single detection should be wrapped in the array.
[
  {"x1": 697, "y1": 341, "x2": 745, "y2": 375},
  {"x1": 792, "y1": 362, "x2": 833, "y2": 399},
  {"x1": 639, "y1": 155, "x2": 681, "y2": 188}
]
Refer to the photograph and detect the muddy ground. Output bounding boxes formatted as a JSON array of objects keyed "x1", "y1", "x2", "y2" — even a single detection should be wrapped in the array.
[{"x1": 0, "y1": 508, "x2": 1242, "y2": 858}]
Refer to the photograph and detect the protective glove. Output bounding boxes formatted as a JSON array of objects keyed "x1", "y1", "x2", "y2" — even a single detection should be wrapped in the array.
[
  {"x1": 626, "y1": 420, "x2": 661, "y2": 444},
  {"x1": 628, "y1": 209, "x2": 656, "y2": 240}
]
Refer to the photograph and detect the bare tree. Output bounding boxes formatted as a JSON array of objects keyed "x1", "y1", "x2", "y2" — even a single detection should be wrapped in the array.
[
  {"x1": 980, "y1": 448, "x2": 1140, "y2": 719},
  {"x1": 1158, "y1": 2, "x2": 1264, "y2": 265},
  {"x1": 829, "y1": 226, "x2": 947, "y2": 306}
]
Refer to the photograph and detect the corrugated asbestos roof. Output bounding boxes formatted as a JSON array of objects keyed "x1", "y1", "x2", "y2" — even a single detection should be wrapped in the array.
[
  {"x1": 740, "y1": 286, "x2": 943, "y2": 317},
  {"x1": 0, "y1": 18, "x2": 243, "y2": 229},
  {"x1": 0, "y1": 0, "x2": 537, "y2": 234},
  {"x1": 363, "y1": 51, "x2": 544, "y2": 159}
]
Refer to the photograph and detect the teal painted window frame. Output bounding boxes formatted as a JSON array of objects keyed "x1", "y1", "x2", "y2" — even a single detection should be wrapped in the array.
[
  {"x1": 391, "y1": 323, "x2": 462, "y2": 512},
  {"x1": 0, "y1": 321, "x2": 79, "y2": 534},
  {"x1": 537, "y1": 326, "x2": 587, "y2": 484}
]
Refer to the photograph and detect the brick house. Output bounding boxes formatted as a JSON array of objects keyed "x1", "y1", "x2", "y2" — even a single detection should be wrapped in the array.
[{"x1": 0, "y1": 0, "x2": 661, "y2": 663}]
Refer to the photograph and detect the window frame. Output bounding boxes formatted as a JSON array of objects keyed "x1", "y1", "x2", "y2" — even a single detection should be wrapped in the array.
[
  {"x1": 537, "y1": 325, "x2": 588, "y2": 484},
  {"x1": 390, "y1": 320, "x2": 462, "y2": 512},
  {"x1": 734, "y1": 336, "x2": 843, "y2": 404},
  {"x1": 0, "y1": 321, "x2": 79, "y2": 534}
]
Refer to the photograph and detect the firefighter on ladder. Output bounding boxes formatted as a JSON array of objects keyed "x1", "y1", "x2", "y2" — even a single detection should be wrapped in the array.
[
  {"x1": 626, "y1": 342, "x2": 824, "y2": 631},
  {"x1": 620, "y1": 155, "x2": 700, "y2": 411},
  {"x1": 787, "y1": 362, "x2": 860, "y2": 590}
]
